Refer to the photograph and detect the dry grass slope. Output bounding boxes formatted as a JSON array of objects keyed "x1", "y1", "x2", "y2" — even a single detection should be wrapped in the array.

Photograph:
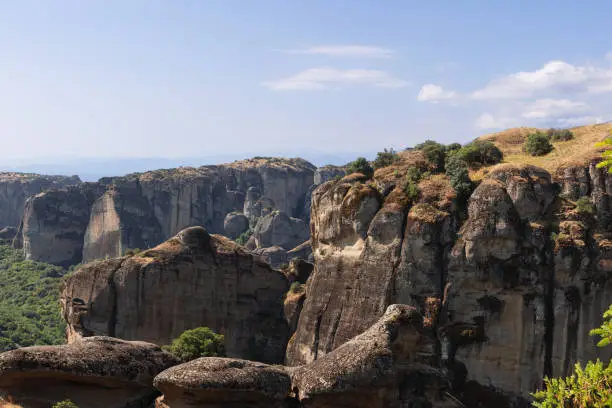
[{"x1": 473, "y1": 123, "x2": 612, "y2": 179}]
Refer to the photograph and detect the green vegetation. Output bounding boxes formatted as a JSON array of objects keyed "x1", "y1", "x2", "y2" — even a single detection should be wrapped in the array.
[
  {"x1": 576, "y1": 196, "x2": 596, "y2": 215},
  {"x1": 595, "y1": 132, "x2": 612, "y2": 173},
  {"x1": 235, "y1": 228, "x2": 253, "y2": 245},
  {"x1": 289, "y1": 282, "x2": 304, "y2": 294},
  {"x1": 372, "y1": 148, "x2": 399, "y2": 169},
  {"x1": 548, "y1": 128, "x2": 574, "y2": 142},
  {"x1": 452, "y1": 140, "x2": 503, "y2": 168},
  {"x1": 0, "y1": 245, "x2": 67, "y2": 351},
  {"x1": 532, "y1": 305, "x2": 612, "y2": 407},
  {"x1": 415, "y1": 140, "x2": 446, "y2": 171},
  {"x1": 163, "y1": 327, "x2": 225, "y2": 362},
  {"x1": 123, "y1": 248, "x2": 142, "y2": 256},
  {"x1": 525, "y1": 132, "x2": 554, "y2": 156},
  {"x1": 52, "y1": 400, "x2": 79, "y2": 408},
  {"x1": 346, "y1": 157, "x2": 374, "y2": 179},
  {"x1": 403, "y1": 180, "x2": 419, "y2": 203},
  {"x1": 445, "y1": 154, "x2": 474, "y2": 202}
]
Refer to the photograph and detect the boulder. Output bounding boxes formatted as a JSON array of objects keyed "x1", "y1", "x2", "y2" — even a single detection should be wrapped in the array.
[
  {"x1": 62, "y1": 226, "x2": 290, "y2": 364},
  {"x1": 290, "y1": 304, "x2": 452, "y2": 408},
  {"x1": 153, "y1": 357, "x2": 291, "y2": 408},
  {"x1": 250, "y1": 211, "x2": 309, "y2": 252},
  {"x1": 224, "y1": 212, "x2": 250, "y2": 240},
  {"x1": 0, "y1": 336, "x2": 179, "y2": 408}
]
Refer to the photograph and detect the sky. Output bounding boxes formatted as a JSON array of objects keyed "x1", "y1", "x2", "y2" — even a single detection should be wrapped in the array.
[{"x1": 1, "y1": 0, "x2": 611, "y2": 173}]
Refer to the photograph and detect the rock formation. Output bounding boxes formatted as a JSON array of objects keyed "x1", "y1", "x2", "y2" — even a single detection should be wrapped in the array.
[
  {"x1": 15, "y1": 158, "x2": 315, "y2": 266},
  {"x1": 61, "y1": 226, "x2": 290, "y2": 364},
  {"x1": 287, "y1": 154, "x2": 612, "y2": 399},
  {"x1": 0, "y1": 172, "x2": 80, "y2": 227},
  {"x1": 0, "y1": 336, "x2": 179, "y2": 408},
  {"x1": 153, "y1": 358, "x2": 292, "y2": 408},
  {"x1": 15, "y1": 183, "x2": 105, "y2": 267}
]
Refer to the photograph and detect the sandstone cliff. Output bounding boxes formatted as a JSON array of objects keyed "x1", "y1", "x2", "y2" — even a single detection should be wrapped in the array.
[
  {"x1": 16, "y1": 158, "x2": 315, "y2": 266},
  {"x1": 61, "y1": 226, "x2": 290, "y2": 364},
  {"x1": 287, "y1": 152, "x2": 612, "y2": 398},
  {"x1": 0, "y1": 172, "x2": 80, "y2": 227}
]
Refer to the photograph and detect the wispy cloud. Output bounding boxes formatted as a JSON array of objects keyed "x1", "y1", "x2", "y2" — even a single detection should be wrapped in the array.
[
  {"x1": 474, "y1": 113, "x2": 517, "y2": 130},
  {"x1": 521, "y1": 98, "x2": 589, "y2": 119},
  {"x1": 279, "y1": 45, "x2": 396, "y2": 59},
  {"x1": 417, "y1": 84, "x2": 456, "y2": 102},
  {"x1": 263, "y1": 68, "x2": 409, "y2": 91}
]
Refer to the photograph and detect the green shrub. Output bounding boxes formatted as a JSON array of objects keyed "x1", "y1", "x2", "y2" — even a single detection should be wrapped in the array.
[
  {"x1": 163, "y1": 327, "x2": 225, "y2": 362},
  {"x1": 445, "y1": 155, "x2": 473, "y2": 201},
  {"x1": 524, "y1": 132, "x2": 553, "y2": 156},
  {"x1": 372, "y1": 148, "x2": 399, "y2": 169},
  {"x1": 124, "y1": 248, "x2": 141, "y2": 256},
  {"x1": 532, "y1": 304, "x2": 612, "y2": 407},
  {"x1": 576, "y1": 196, "x2": 595, "y2": 215},
  {"x1": 404, "y1": 181, "x2": 419, "y2": 203},
  {"x1": 547, "y1": 128, "x2": 574, "y2": 142},
  {"x1": 445, "y1": 143, "x2": 462, "y2": 153},
  {"x1": 452, "y1": 140, "x2": 503, "y2": 168},
  {"x1": 346, "y1": 157, "x2": 374, "y2": 179},
  {"x1": 405, "y1": 167, "x2": 423, "y2": 183},
  {"x1": 235, "y1": 229, "x2": 253, "y2": 245},
  {"x1": 415, "y1": 140, "x2": 446, "y2": 171},
  {"x1": 53, "y1": 400, "x2": 79, "y2": 408},
  {"x1": 289, "y1": 282, "x2": 303, "y2": 294}
]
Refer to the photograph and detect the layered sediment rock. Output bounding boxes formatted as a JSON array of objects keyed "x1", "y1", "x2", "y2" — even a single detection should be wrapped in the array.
[
  {"x1": 288, "y1": 158, "x2": 612, "y2": 398},
  {"x1": 0, "y1": 336, "x2": 179, "y2": 408},
  {"x1": 0, "y1": 172, "x2": 80, "y2": 228},
  {"x1": 61, "y1": 226, "x2": 290, "y2": 364}
]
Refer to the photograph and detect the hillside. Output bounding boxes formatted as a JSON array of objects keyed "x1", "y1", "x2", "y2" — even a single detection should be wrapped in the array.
[
  {"x1": 473, "y1": 122, "x2": 612, "y2": 179},
  {"x1": 0, "y1": 245, "x2": 67, "y2": 351}
]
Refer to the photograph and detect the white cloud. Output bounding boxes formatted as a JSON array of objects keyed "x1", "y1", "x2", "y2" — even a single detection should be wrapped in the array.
[
  {"x1": 263, "y1": 68, "x2": 409, "y2": 91},
  {"x1": 556, "y1": 115, "x2": 605, "y2": 127},
  {"x1": 280, "y1": 45, "x2": 395, "y2": 59},
  {"x1": 474, "y1": 113, "x2": 517, "y2": 130},
  {"x1": 521, "y1": 98, "x2": 589, "y2": 119},
  {"x1": 471, "y1": 60, "x2": 612, "y2": 100},
  {"x1": 417, "y1": 84, "x2": 456, "y2": 102}
]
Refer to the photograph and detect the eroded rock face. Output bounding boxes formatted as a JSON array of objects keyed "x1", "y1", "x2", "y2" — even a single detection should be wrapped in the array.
[
  {"x1": 153, "y1": 357, "x2": 291, "y2": 408},
  {"x1": 224, "y1": 212, "x2": 250, "y2": 240},
  {"x1": 17, "y1": 158, "x2": 315, "y2": 266},
  {"x1": 0, "y1": 336, "x2": 179, "y2": 408},
  {"x1": 250, "y1": 211, "x2": 309, "y2": 252},
  {"x1": 0, "y1": 172, "x2": 80, "y2": 227},
  {"x1": 294, "y1": 162, "x2": 612, "y2": 398},
  {"x1": 62, "y1": 226, "x2": 290, "y2": 364},
  {"x1": 291, "y1": 304, "x2": 453, "y2": 408},
  {"x1": 16, "y1": 183, "x2": 105, "y2": 267}
]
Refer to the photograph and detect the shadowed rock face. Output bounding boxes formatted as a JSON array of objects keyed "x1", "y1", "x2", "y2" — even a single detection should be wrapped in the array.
[
  {"x1": 154, "y1": 358, "x2": 292, "y2": 408},
  {"x1": 0, "y1": 336, "x2": 179, "y2": 408},
  {"x1": 15, "y1": 183, "x2": 105, "y2": 267},
  {"x1": 61, "y1": 226, "x2": 291, "y2": 364},
  {"x1": 289, "y1": 163, "x2": 612, "y2": 397},
  {"x1": 0, "y1": 173, "x2": 80, "y2": 228}
]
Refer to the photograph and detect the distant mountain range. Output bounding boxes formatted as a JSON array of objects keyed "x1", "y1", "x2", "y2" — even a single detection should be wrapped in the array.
[{"x1": 1, "y1": 152, "x2": 369, "y2": 181}]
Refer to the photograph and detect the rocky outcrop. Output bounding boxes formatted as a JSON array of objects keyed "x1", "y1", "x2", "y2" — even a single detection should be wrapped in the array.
[
  {"x1": 224, "y1": 212, "x2": 250, "y2": 239},
  {"x1": 61, "y1": 226, "x2": 290, "y2": 364},
  {"x1": 0, "y1": 172, "x2": 80, "y2": 228},
  {"x1": 16, "y1": 158, "x2": 315, "y2": 266},
  {"x1": 314, "y1": 165, "x2": 346, "y2": 185},
  {"x1": 248, "y1": 211, "x2": 309, "y2": 252},
  {"x1": 15, "y1": 183, "x2": 105, "y2": 267},
  {"x1": 153, "y1": 358, "x2": 291, "y2": 408},
  {"x1": 289, "y1": 304, "x2": 451, "y2": 408},
  {"x1": 0, "y1": 336, "x2": 179, "y2": 408},
  {"x1": 289, "y1": 159, "x2": 612, "y2": 398}
]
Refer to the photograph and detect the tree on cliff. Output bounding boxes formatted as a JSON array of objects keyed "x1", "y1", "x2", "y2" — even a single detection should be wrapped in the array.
[
  {"x1": 532, "y1": 305, "x2": 612, "y2": 407},
  {"x1": 163, "y1": 327, "x2": 225, "y2": 362},
  {"x1": 346, "y1": 157, "x2": 374, "y2": 179},
  {"x1": 595, "y1": 132, "x2": 612, "y2": 172}
]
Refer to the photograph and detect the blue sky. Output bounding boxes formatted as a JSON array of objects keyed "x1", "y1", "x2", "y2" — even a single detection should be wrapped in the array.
[{"x1": 1, "y1": 0, "x2": 611, "y2": 168}]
